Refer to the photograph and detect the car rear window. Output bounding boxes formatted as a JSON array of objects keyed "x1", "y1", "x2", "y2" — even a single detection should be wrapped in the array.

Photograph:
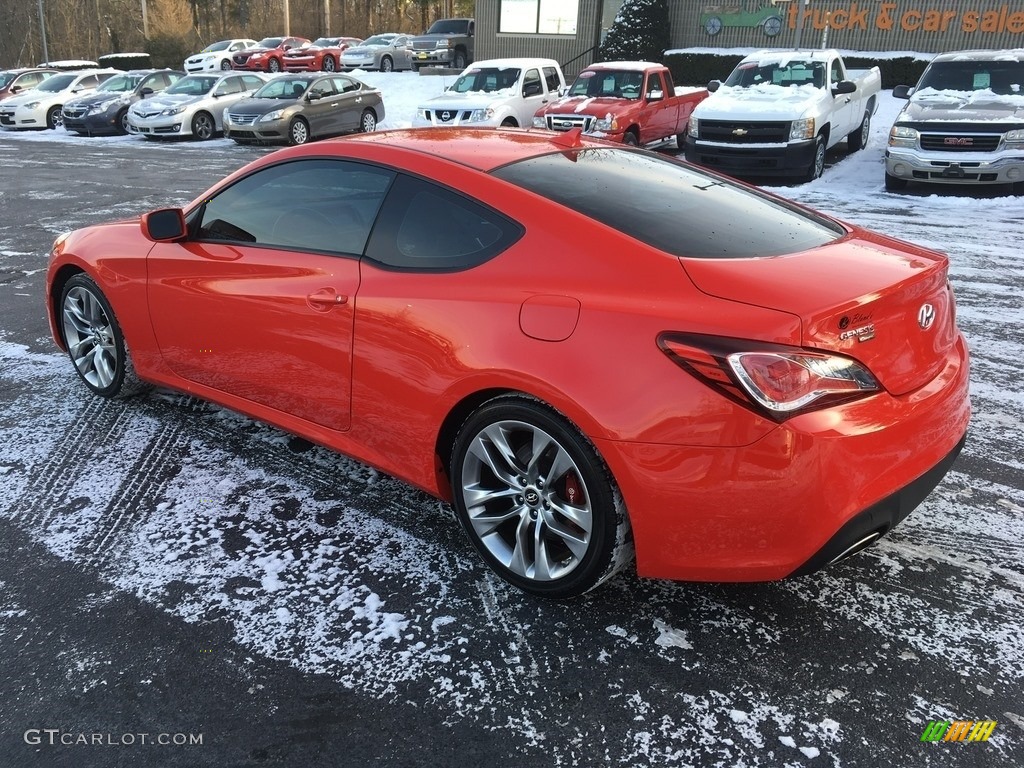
[{"x1": 491, "y1": 148, "x2": 843, "y2": 258}]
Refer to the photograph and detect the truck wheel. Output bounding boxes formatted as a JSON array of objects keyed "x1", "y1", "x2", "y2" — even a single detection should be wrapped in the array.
[
  {"x1": 453, "y1": 50, "x2": 467, "y2": 70},
  {"x1": 704, "y1": 17, "x2": 723, "y2": 36},
  {"x1": 675, "y1": 132, "x2": 687, "y2": 150},
  {"x1": 847, "y1": 112, "x2": 870, "y2": 152},
  {"x1": 885, "y1": 173, "x2": 908, "y2": 191},
  {"x1": 412, "y1": 63, "x2": 422, "y2": 73},
  {"x1": 802, "y1": 138, "x2": 826, "y2": 182}
]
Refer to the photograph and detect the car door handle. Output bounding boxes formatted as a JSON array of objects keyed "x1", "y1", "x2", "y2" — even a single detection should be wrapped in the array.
[{"x1": 307, "y1": 288, "x2": 348, "y2": 309}]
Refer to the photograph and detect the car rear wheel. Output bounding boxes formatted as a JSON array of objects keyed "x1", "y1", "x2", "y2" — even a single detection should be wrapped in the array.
[
  {"x1": 847, "y1": 111, "x2": 870, "y2": 152},
  {"x1": 60, "y1": 274, "x2": 148, "y2": 399},
  {"x1": 192, "y1": 111, "x2": 215, "y2": 141},
  {"x1": 885, "y1": 172, "x2": 908, "y2": 191},
  {"x1": 267, "y1": 58, "x2": 281, "y2": 73},
  {"x1": 220, "y1": 59, "x2": 232, "y2": 71},
  {"x1": 380, "y1": 56, "x2": 394, "y2": 72},
  {"x1": 359, "y1": 109, "x2": 376, "y2": 133},
  {"x1": 322, "y1": 55, "x2": 336, "y2": 72},
  {"x1": 46, "y1": 106, "x2": 63, "y2": 130},
  {"x1": 288, "y1": 116, "x2": 310, "y2": 145},
  {"x1": 450, "y1": 396, "x2": 633, "y2": 598}
]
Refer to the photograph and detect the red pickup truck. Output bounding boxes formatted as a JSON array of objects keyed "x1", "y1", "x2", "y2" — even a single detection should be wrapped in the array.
[{"x1": 533, "y1": 61, "x2": 707, "y2": 147}]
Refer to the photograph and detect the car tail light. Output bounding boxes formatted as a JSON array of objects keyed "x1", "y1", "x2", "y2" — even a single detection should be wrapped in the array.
[{"x1": 658, "y1": 333, "x2": 880, "y2": 419}]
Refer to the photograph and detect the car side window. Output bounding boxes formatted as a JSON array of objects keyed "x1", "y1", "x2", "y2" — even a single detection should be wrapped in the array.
[
  {"x1": 194, "y1": 159, "x2": 396, "y2": 256},
  {"x1": 241, "y1": 75, "x2": 264, "y2": 91},
  {"x1": 310, "y1": 79, "x2": 336, "y2": 98},
  {"x1": 365, "y1": 174, "x2": 523, "y2": 270},
  {"x1": 831, "y1": 59, "x2": 845, "y2": 84},
  {"x1": 523, "y1": 68, "x2": 541, "y2": 96},
  {"x1": 331, "y1": 76, "x2": 360, "y2": 94},
  {"x1": 216, "y1": 77, "x2": 241, "y2": 96},
  {"x1": 646, "y1": 72, "x2": 664, "y2": 98},
  {"x1": 542, "y1": 67, "x2": 560, "y2": 93}
]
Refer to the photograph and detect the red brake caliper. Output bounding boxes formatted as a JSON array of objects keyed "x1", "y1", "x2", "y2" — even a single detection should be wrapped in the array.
[{"x1": 563, "y1": 473, "x2": 584, "y2": 506}]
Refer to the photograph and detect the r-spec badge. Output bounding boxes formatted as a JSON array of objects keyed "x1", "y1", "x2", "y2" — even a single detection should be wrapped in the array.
[
  {"x1": 918, "y1": 303, "x2": 936, "y2": 330},
  {"x1": 944, "y1": 137, "x2": 973, "y2": 146}
]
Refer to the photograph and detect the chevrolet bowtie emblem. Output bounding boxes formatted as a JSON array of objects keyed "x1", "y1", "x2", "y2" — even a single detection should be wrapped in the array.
[{"x1": 733, "y1": 128, "x2": 748, "y2": 136}]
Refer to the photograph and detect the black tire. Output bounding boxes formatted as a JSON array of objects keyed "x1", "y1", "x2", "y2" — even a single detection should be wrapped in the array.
[
  {"x1": 885, "y1": 173, "x2": 908, "y2": 191},
  {"x1": 411, "y1": 63, "x2": 422, "y2": 73},
  {"x1": 380, "y1": 55, "x2": 394, "y2": 73},
  {"x1": 267, "y1": 58, "x2": 281, "y2": 73},
  {"x1": 802, "y1": 137, "x2": 826, "y2": 182},
  {"x1": 847, "y1": 111, "x2": 870, "y2": 152},
  {"x1": 191, "y1": 111, "x2": 215, "y2": 141},
  {"x1": 322, "y1": 55, "x2": 336, "y2": 72},
  {"x1": 450, "y1": 395, "x2": 633, "y2": 598},
  {"x1": 46, "y1": 105, "x2": 63, "y2": 130},
  {"x1": 359, "y1": 109, "x2": 376, "y2": 133},
  {"x1": 500, "y1": 117, "x2": 518, "y2": 128},
  {"x1": 59, "y1": 274, "x2": 148, "y2": 399},
  {"x1": 220, "y1": 59, "x2": 232, "y2": 71},
  {"x1": 623, "y1": 130, "x2": 639, "y2": 146},
  {"x1": 453, "y1": 50, "x2": 467, "y2": 69},
  {"x1": 675, "y1": 133, "x2": 688, "y2": 150},
  {"x1": 287, "y1": 116, "x2": 310, "y2": 145},
  {"x1": 115, "y1": 108, "x2": 129, "y2": 135}
]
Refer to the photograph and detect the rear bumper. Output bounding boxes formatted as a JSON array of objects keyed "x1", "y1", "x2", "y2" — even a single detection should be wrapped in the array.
[
  {"x1": 596, "y1": 332, "x2": 971, "y2": 582},
  {"x1": 885, "y1": 147, "x2": 1024, "y2": 186},
  {"x1": 685, "y1": 138, "x2": 816, "y2": 177}
]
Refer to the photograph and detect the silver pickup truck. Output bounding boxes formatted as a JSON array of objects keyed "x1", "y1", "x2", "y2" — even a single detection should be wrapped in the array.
[
  {"x1": 885, "y1": 49, "x2": 1024, "y2": 193},
  {"x1": 685, "y1": 49, "x2": 881, "y2": 182}
]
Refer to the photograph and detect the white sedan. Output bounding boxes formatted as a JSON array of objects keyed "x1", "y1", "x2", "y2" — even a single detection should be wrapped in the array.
[
  {"x1": 183, "y1": 39, "x2": 259, "y2": 73},
  {"x1": 128, "y1": 72, "x2": 267, "y2": 140},
  {"x1": 0, "y1": 69, "x2": 117, "y2": 129}
]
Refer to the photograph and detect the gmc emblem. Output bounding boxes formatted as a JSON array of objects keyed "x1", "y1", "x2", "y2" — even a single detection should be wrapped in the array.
[{"x1": 944, "y1": 137, "x2": 973, "y2": 146}]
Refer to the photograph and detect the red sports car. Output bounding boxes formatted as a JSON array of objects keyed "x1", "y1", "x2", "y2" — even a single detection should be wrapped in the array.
[
  {"x1": 232, "y1": 36, "x2": 310, "y2": 72},
  {"x1": 283, "y1": 37, "x2": 363, "y2": 71},
  {"x1": 46, "y1": 128, "x2": 970, "y2": 598}
]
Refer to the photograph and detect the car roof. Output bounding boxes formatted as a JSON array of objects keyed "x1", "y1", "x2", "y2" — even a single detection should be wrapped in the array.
[
  {"x1": 331, "y1": 127, "x2": 612, "y2": 172},
  {"x1": 930, "y1": 48, "x2": 1024, "y2": 64},
  {"x1": 2, "y1": 67, "x2": 58, "y2": 74},
  {"x1": 466, "y1": 58, "x2": 560, "y2": 70},
  {"x1": 586, "y1": 61, "x2": 663, "y2": 71}
]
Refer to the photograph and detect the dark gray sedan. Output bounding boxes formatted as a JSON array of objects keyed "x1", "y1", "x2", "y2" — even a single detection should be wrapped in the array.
[{"x1": 223, "y1": 73, "x2": 383, "y2": 145}]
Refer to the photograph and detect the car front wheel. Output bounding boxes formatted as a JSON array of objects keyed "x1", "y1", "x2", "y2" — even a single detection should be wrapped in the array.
[
  {"x1": 288, "y1": 116, "x2": 310, "y2": 145},
  {"x1": 192, "y1": 111, "x2": 215, "y2": 140},
  {"x1": 450, "y1": 396, "x2": 633, "y2": 598},
  {"x1": 60, "y1": 274, "x2": 147, "y2": 398},
  {"x1": 380, "y1": 56, "x2": 394, "y2": 72},
  {"x1": 46, "y1": 106, "x2": 63, "y2": 129},
  {"x1": 322, "y1": 55, "x2": 336, "y2": 72},
  {"x1": 267, "y1": 58, "x2": 281, "y2": 73}
]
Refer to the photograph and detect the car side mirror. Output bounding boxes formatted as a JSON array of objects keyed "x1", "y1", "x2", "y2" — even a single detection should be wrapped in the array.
[
  {"x1": 707, "y1": 80, "x2": 721, "y2": 93},
  {"x1": 10, "y1": 85, "x2": 21, "y2": 93},
  {"x1": 833, "y1": 80, "x2": 856, "y2": 95},
  {"x1": 140, "y1": 87, "x2": 154, "y2": 97},
  {"x1": 523, "y1": 82, "x2": 542, "y2": 97},
  {"x1": 647, "y1": 89, "x2": 664, "y2": 101},
  {"x1": 892, "y1": 84, "x2": 912, "y2": 99},
  {"x1": 306, "y1": 91, "x2": 322, "y2": 101},
  {"x1": 142, "y1": 208, "x2": 187, "y2": 242}
]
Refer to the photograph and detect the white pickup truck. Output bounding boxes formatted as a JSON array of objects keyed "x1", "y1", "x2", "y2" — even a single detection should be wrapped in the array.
[
  {"x1": 684, "y1": 49, "x2": 881, "y2": 181},
  {"x1": 412, "y1": 57, "x2": 565, "y2": 129}
]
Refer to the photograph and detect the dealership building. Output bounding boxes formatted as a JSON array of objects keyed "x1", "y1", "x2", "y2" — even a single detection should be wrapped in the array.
[{"x1": 476, "y1": 0, "x2": 1024, "y2": 74}]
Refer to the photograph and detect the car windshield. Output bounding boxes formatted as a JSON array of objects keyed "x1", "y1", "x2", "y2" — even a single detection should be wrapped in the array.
[
  {"x1": 202, "y1": 40, "x2": 233, "y2": 52},
  {"x1": 725, "y1": 60, "x2": 826, "y2": 88},
  {"x1": 451, "y1": 67, "x2": 520, "y2": 93},
  {"x1": 256, "y1": 37, "x2": 284, "y2": 48},
  {"x1": 362, "y1": 35, "x2": 395, "y2": 47},
  {"x1": 254, "y1": 78, "x2": 309, "y2": 99},
  {"x1": 97, "y1": 74, "x2": 144, "y2": 92},
  {"x1": 492, "y1": 148, "x2": 842, "y2": 259},
  {"x1": 0, "y1": 72, "x2": 17, "y2": 88},
  {"x1": 568, "y1": 70, "x2": 644, "y2": 99},
  {"x1": 36, "y1": 74, "x2": 76, "y2": 92},
  {"x1": 916, "y1": 60, "x2": 1024, "y2": 96},
  {"x1": 165, "y1": 75, "x2": 217, "y2": 95},
  {"x1": 311, "y1": 38, "x2": 340, "y2": 47},
  {"x1": 426, "y1": 20, "x2": 468, "y2": 34}
]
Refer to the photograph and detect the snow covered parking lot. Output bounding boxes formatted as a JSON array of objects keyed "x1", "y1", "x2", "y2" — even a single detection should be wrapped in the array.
[{"x1": 0, "y1": 79, "x2": 1022, "y2": 766}]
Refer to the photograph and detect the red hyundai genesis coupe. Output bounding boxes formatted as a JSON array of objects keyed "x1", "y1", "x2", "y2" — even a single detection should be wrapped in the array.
[{"x1": 46, "y1": 128, "x2": 970, "y2": 598}]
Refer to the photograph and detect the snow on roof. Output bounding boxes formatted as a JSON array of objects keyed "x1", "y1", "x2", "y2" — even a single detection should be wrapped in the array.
[
  {"x1": 933, "y1": 49, "x2": 1024, "y2": 63},
  {"x1": 587, "y1": 61, "x2": 662, "y2": 71},
  {"x1": 468, "y1": 58, "x2": 560, "y2": 70},
  {"x1": 665, "y1": 47, "x2": 936, "y2": 62},
  {"x1": 100, "y1": 52, "x2": 150, "y2": 58},
  {"x1": 39, "y1": 60, "x2": 99, "y2": 68}
]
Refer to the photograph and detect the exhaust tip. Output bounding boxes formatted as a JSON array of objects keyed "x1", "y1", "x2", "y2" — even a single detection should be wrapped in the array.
[{"x1": 828, "y1": 529, "x2": 885, "y2": 565}]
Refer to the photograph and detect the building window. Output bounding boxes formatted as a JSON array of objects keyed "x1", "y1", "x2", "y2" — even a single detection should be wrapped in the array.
[{"x1": 499, "y1": 0, "x2": 579, "y2": 35}]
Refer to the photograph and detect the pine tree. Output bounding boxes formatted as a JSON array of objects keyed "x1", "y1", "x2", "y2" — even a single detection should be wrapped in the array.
[{"x1": 598, "y1": 0, "x2": 672, "y2": 63}]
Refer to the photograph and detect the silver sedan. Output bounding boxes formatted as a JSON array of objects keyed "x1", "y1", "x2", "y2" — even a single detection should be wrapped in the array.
[
  {"x1": 127, "y1": 72, "x2": 267, "y2": 140},
  {"x1": 341, "y1": 33, "x2": 413, "y2": 72}
]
